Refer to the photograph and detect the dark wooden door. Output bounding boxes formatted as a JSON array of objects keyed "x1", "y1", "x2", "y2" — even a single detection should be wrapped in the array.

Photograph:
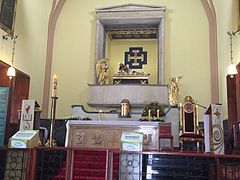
[
  {"x1": 0, "y1": 60, "x2": 30, "y2": 145},
  {"x1": 226, "y1": 63, "x2": 240, "y2": 152}
]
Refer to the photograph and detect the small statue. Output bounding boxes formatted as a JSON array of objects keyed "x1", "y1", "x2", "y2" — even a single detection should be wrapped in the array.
[
  {"x1": 168, "y1": 76, "x2": 182, "y2": 106},
  {"x1": 96, "y1": 58, "x2": 110, "y2": 84},
  {"x1": 118, "y1": 63, "x2": 130, "y2": 74}
]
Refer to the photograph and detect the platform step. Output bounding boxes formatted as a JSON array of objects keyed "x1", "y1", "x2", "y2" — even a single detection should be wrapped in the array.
[
  {"x1": 75, "y1": 151, "x2": 107, "y2": 156},
  {"x1": 75, "y1": 155, "x2": 106, "y2": 162},
  {"x1": 53, "y1": 150, "x2": 120, "y2": 179},
  {"x1": 73, "y1": 168, "x2": 105, "y2": 177},
  {"x1": 75, "y1": 161, "x2": 105, "y2": 168},
  {"x1": 53, "y1": 175, "x2": 65, "y2": 180},
  {"x1": 73, "y1": 176, "x2": 105, "y2": 180}
]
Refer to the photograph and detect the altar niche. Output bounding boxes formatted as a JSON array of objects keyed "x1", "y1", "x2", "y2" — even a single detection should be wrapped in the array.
[
  {"x1": 95, "y1": 4, "x2": 166, "y2": 85},
  {"x1": 90, "y1": 4, "x2": 167, "y2": 109},
  {"x1": 109, "y1": 40, "x2": 157, "y2": 84}
]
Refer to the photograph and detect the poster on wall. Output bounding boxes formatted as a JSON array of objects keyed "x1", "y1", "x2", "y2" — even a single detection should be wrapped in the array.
[{"x1": 0, "y1": 87, "x2": 10, "y2": 146}]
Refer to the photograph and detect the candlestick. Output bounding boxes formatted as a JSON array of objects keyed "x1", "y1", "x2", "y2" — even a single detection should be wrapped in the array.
[
  {"x1": 45, "y1": 96, "x2": 58, "y2": 147},
  {"x1": 179, "y1": 103, "x2": 183, "y2": 127},
  {"x1": 52, "y1": 74, "x2": 58, "y2": 97},
  {"x1": 157, "y1": 109, "x2": 160, "y2": 118},
  {"x1": 98, "y1": 110, "x2": 104, "y2": 121},
  {"x1": 148, "y1": 109, "x2": 151, "y2": 120}
]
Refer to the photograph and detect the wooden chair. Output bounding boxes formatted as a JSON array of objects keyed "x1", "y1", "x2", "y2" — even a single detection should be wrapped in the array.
[
  {"x1": 159, "y1": 123, "x2": 173, "y2": 151},
  {"x1": 179, "y1": 96, "x2": 204, "y2": 151}
]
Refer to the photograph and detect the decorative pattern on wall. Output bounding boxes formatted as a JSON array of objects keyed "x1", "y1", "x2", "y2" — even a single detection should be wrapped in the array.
[
  {"x1": 107, "y1": 28, "x2": 158, "y2": 40},
  {"x1": 124, "y1": 47, "x2": 147, "y2": 69}
]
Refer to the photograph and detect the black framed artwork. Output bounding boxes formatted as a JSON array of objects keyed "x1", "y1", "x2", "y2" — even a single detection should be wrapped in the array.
[{"x1": 0, "y1": 0, "x2": 17, "y2": 36}]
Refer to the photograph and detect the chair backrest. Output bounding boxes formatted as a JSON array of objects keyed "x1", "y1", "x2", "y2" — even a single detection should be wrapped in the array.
[
  {"x1": 159, "y1": 123, "x2": 172, "y2": 136},
  {"x1": 180, "y1": 96, "x2": 198, "y2": 135}
]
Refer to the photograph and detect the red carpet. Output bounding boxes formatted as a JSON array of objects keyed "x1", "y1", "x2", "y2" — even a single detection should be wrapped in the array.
[{"x1": 53, "y1": 150, "x2": 119, "y2": 180}]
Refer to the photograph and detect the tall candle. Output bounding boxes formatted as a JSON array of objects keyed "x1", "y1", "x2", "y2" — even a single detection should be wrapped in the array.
[
  {"x1": 157, "y1": 109, "x2": 160, "y2": 118},
  {"x1": 52, "y1": 74, "x2": 58, "y2": 97},
  {"x1": 148, "y1": 109, "x2": 151, "y2": 119}
]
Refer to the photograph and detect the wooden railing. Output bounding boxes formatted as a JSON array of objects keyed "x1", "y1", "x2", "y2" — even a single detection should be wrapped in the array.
[{"x1": 1, "y1": 147, "x2": 240, "y2": 179}]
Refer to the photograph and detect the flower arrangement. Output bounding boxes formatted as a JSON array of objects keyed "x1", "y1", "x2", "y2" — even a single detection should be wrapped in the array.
[{"x1": 66, "y1": 116, "x2": 92, "y2": 120}]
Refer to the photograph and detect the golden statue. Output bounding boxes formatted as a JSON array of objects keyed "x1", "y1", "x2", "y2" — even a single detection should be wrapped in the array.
[
  {"x1": 96, "y1": 58, "x2": 109, "y2": 84},
  {"x1": 168, "y1": 76, "x2": 182, "y2": 106}
]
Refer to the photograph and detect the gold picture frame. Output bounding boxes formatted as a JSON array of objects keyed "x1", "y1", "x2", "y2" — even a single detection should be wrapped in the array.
[{"x1": 0, "y1": 0, "x2": 17, "y2": 36}]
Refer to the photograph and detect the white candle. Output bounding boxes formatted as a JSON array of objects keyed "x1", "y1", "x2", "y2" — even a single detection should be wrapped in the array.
[
  {"x1": 52, "y1": 74, "x2": 58, "y2": 97},
  {"x1": 157, "y1": 109, "x2": 160, "y2": 118}
]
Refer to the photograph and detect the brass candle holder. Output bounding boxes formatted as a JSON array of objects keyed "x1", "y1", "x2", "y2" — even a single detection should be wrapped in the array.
[{"x1": 45, "y1": 96, "x2": 58, "y2": 147}]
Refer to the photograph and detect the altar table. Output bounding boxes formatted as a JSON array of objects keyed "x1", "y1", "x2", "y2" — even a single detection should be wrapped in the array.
[{"x1": 65, "y1": 120, "x2": 161, "y2": 150}]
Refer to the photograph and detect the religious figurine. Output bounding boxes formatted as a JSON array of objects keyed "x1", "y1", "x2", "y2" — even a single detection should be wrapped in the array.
[
  {"x1": 168, "y1": 76, "x2": 182, "y2": 106},
  {"x1": 118, "y1": 63, "x2": 130, "y2": 74},
  {"x1": 96, "y1": 58, "x2": 110, "y2": 84}
]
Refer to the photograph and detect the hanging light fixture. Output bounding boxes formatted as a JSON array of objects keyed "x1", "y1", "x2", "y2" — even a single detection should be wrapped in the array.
[
  {"x1": 7, "y1": 66, "x2": 15, "y2": 78},
  {"x1": 227, "y1": 31, "x2": 238, "y2": 78},
  {"x1": 4, "y1": 34, "x2": 18, "y2": 79}
]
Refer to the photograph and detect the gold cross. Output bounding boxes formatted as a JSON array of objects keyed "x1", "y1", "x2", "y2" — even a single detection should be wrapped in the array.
[{"x1": 127, "y1": 49, "x2": 144, "y2": 66}]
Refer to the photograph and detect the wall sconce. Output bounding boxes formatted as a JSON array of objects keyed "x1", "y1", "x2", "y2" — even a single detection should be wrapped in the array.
[
  {"x1": 3, "y1": 34, "x2": 18, "y2": 79},
  {"x1": 227, "y1": 30, "x2": 239, "y2": 78}
]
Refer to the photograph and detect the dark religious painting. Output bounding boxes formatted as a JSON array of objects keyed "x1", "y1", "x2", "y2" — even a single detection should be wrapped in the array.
[{"x1": 0, "y1": 0, "x2": 17, "y2": 36}]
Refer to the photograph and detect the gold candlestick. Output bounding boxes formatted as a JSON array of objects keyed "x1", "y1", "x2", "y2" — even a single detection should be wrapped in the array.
[
  {"x1": 148, "y1": 109, "x2": 151, "y2": 121},
  {"x1": 45, "y1": 96, "x2": 58, "y2": 147},
  {"x1": 98, "y1": 110, "x2": 104, "y2": 120}
]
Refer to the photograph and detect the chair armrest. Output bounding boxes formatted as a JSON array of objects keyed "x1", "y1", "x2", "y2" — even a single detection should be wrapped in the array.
[{"x1": 196, "y1": 126, "x2": 204, "y2": 136}]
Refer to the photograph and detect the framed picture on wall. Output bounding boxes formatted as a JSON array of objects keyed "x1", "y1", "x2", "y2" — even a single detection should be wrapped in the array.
[{"x1": 0, "y1": 0, "x2": 17, "y2": 36}]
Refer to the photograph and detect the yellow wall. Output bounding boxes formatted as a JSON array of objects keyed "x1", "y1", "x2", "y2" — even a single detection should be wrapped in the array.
[
  {"x1": 217, "y1": 0, "x2": 240, "y2": 119},
  {"x1": 0, "y1": 0, "x2": 50, "y2": 105},
  {"x1": 4, "y1": 0, "x2": 234, "y2": 120},
  {"x1": 107, "y1": 40, "x2": 158, "y2": 84},
  {"x1": 52, "y1": 0, "x2": 210, "y2": 118}
]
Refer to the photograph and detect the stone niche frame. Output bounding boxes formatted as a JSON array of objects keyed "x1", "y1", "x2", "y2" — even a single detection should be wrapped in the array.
[{"x1": 95, "y1": 3, "x2": 166, "y2": 84}]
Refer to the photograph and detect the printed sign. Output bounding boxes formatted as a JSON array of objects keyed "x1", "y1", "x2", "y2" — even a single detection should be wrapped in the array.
[
  {"x1": 9, "y1": 130, "x2": 39, "y2": 148},
  {"x1": 121, "y1": 132, "x2": 143, "y2": 151},
  {"x1": 0, "y1": 87, "x2": 9, "y2": 146}
]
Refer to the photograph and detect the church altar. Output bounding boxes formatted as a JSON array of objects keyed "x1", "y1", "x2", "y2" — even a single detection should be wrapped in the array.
[
  {"x1": 71, "y1": 105, "x2": 179, "y2": 147},
  {"x1": 65, "y1": 120, "x2": 161, "y2": 150}
]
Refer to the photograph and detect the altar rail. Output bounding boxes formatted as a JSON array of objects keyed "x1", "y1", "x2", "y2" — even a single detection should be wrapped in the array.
[{"x1": 1, "y1": 147, "x2": 240, "y2": 179}]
